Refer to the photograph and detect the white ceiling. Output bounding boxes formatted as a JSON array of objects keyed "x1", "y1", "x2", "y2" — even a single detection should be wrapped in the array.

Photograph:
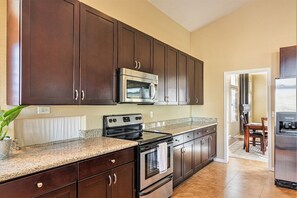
[{"x1": 148, "y1": 0, "x2": 253, "y2": 32}]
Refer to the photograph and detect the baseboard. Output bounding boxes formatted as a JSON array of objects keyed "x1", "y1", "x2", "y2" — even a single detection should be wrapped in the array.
[{"x1": 214, "y1": 157, "x2": 227, "y2": 163}]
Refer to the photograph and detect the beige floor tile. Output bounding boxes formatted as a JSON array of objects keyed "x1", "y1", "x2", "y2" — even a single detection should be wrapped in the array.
[{"x1": 172, "y1": 158, "x2": 296, "y2": 198}]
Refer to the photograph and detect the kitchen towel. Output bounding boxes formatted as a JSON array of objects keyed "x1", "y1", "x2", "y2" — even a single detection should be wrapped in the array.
[{"x1": 157, "y1": 142, "x2": 168, "y2": 174}]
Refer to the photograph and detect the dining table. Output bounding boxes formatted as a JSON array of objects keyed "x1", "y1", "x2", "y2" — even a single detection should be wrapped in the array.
[{"x1": 244, "y1": 122, "x2": 263, "y2": 152}]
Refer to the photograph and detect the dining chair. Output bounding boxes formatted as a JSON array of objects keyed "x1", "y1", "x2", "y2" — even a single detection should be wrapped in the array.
[
  {"x1": 261, "y1": 117, "x2": 268, "y2": 155},
  {"x1": 240, "y1": 114, "x2": 263, "y2": 150}
]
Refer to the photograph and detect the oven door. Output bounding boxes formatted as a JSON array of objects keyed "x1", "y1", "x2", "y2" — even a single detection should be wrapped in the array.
[
  {"x1": 140, "y1": 143, "x2": 173, "y2": 190},
  {"x1": 119, "y1": 74, "x2": 158, "y2": 103}
]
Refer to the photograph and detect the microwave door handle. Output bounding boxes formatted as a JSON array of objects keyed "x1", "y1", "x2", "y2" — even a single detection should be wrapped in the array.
[{"x1": 149, "y1": 83, "x2": 156, "y2": 99}]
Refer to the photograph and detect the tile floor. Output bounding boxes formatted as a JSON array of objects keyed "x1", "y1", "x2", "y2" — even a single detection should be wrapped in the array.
[{"x1": 172, "y1": 157, "x2": 296, "y2": 198}]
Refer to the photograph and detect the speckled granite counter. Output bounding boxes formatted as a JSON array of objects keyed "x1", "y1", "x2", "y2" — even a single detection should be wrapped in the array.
[
  {"x1": 0, "y1": 137, "x2": 137, "y2": 183},
  {"x1": 144, "y1": 117, "x2": 217, "y2": 136}
]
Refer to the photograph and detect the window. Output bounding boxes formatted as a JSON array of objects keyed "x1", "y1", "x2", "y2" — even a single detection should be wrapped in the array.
[{"x1": 230, "y1": 74, "x2": 239, "y2": 122}]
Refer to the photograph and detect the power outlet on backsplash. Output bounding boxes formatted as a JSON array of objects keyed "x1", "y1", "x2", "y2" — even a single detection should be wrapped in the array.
[{"x1": 37, "y1": 106, "x2": 51, "y2": 114}]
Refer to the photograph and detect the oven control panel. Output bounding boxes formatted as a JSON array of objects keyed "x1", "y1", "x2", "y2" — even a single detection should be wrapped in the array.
[{"x1": 104, "y1": 114, "x2": 143, "y2": 128}]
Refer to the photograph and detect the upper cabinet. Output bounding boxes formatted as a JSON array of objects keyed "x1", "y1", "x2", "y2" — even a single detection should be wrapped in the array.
[
  {"x1": 118, "y1": 22, "x2": 153, "y2": 73},
  {"x1": 80, "y1": 3, "x2": 117, "y2": 105},
  {"x1": 280, "y1": 45, "x2": 297, "y2": 78},
  {"x1": 153, "y1": 40, "x2": 178, "y2": 105},
  {"x1": 178, "y1": 53, "x2": 204, "y2": 105},
  {"x1": 7, "y1": 0, "x2": 80, "y2": 105},
  {"x1": 7, "y1": 0, "x2": 117, "y2": 105}
]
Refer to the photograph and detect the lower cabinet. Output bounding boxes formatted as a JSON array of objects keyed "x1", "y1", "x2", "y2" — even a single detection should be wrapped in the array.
[
  {"x1": 37, "y1": 184, "x2": 76, "y2": 198},
  {"x1": 78, "y1": 162, "x2": 135, "y2": 198},
  {"x1": 173, "y1": 126, "x2": 217, "y2": 187}
]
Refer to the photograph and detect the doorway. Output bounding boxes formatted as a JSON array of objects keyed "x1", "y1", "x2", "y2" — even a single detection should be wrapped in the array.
[{"x1": 224, "y1": 68, "x2": 272, "y2": 170}]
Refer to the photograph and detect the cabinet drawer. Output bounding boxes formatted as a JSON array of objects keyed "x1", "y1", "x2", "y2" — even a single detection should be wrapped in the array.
[
  {"x1": 205, "y1": 125, "x2": 216, "y2": 134},
  {"x1": 173, "y1": 134, "x2": 184, "y2": 146},
  {"x1": 0, "y1": 164, "x2": 77, "y2": 198},
  {"x1": 194, "y1": 129, "x2": 204, "y2": 139},
  {"x1": 183, "y1": 132, "x2": 194, "y2": 142},
  {"x1": 78, "y1": 147, "x2": 135, "y2": 179}
]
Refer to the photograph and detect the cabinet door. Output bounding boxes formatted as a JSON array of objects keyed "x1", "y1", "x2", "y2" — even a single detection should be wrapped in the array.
[
  {"x1": 80, "y1": 4, "x2": 117, "y2": 104},
  {"x1": 118, "y1": 22, "x2": 136, "y2": 70},
  {"x1": 167, "y1": 47, "x2": 178, "y2": 105},
  {"x1": 112, "y1": 162, "x2": 135, "y2": 198},
  {"x1": 187, "y1": 56, "x2": 195, "y2": 105},
  {"x1": 201, "y1": 136, "x2": 209, "y2": 163},
  {"x1": 280, "y1": 46, "x2": 297, "y2": 78},
  {"x1": 178, "y1": 52, "x2": 188, "y2": 105},
  {"x1": 20, "y1": 0, "x2": 80, "y2": 104},
  {"x1": 173, "y1": 145, "x2": 184, "y2": 187},
  {"x1": 36, "y1": 184, "x2": 76, "y2": 198},
  {"x1": 153, "y1": 40, "x2": 167, "y2": 104},
  {"x1": 195, "y1": 60, "x2": 204, "y2": 105},
  {"x1": 209, "y1": 133, "x2": 217, "y2": 158},
  {"x1": 135, "y1": 32, "x2": 153, "y2": 73},
  {"x1": 194, "y1": 138, "x2": 202, "y2": 170},
  {"x1": 183, "y1": 141, "x2": 194, "y2": 179},
  {"x1": 78, "y1": 171, "x2": 112, "y2": 198}
]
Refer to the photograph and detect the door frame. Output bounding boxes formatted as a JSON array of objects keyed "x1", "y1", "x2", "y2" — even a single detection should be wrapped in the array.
[{"x1": 223, "y1": 67, "x2": 272, "y2": 170}]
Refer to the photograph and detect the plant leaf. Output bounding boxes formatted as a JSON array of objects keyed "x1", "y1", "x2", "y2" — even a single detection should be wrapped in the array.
[
  {"x1": 3, "y1": 105, "x2": 26, "y2": 117},
  {"x1": 4, "y1": 109, "x2": 23, "y2": 126}
]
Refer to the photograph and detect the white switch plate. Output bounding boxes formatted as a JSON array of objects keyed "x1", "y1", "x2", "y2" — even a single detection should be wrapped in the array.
[
  {"x1": 150, "y1": 111, "x2": 154, "y2": 118},
  {"x1": 37, "y1": 106, "x2": 51, "y2": 114}
]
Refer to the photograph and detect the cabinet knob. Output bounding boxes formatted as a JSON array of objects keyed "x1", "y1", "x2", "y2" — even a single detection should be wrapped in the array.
[
  {"x1": 187, "y1": 135, "x2": 191, "y2": 138},
  {"x1": 110, "y1": 159, "x2": 116, "y2": 164},
  {"x1": 36, "y1": 182, "x2": 43, "y2": 188},
  {"x1": 175, "y1": 139, "x2": 179, "y2": 142}
]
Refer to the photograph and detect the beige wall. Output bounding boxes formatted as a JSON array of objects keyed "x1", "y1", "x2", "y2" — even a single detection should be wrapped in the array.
[
  {"x1": 0, "y1": 0, "x2": 191, "y2": 136},
  {"x1": 251, "y1": 74, "x2": 267, "y2": 122},
  {"x1": 190, "y1": 0, "x2": 296, "y2": 159}
]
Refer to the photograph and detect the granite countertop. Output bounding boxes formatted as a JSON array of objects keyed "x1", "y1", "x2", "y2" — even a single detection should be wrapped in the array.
[
  {"x1": 0, "y1": 137, "x2": 138, "y2": 183},
  {"x1": 147, "y1": 121, "x2": 217, "y2": 136}
]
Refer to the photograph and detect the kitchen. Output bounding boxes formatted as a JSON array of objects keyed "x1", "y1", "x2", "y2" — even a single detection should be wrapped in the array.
[{"x1": 0, "y1": 0, "x2": 296, "y2": 197}]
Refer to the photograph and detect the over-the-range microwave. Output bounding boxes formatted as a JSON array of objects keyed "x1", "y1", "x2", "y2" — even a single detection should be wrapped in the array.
[{"x1": 118, "y1": 68, "x2": 158, "y2": 104}]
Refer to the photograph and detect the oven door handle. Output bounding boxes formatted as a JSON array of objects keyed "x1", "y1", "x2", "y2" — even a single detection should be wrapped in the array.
[{"x1": 139, "y1": 175, "x2": 173, "y2": 196}]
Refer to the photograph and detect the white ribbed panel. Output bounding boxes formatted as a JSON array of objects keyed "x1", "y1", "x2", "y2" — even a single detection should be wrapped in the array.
[{"x1": 14, "y1": 117, "x2": 81, "y2": 146}]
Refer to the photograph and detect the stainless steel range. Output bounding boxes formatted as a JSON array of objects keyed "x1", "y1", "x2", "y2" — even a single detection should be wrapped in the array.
[{"x1": 103, "y1": 114, "x2": 173, "y2": 198}]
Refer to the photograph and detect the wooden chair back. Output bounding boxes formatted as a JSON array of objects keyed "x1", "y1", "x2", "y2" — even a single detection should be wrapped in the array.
[{"x1": 261, "y1": 117, "x2": 268, "y2": 136}]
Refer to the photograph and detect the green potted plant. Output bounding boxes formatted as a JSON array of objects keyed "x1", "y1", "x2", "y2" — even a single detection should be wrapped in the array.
[{"x1": 0, "y1": 105, "x2": 26, "y2": 160}]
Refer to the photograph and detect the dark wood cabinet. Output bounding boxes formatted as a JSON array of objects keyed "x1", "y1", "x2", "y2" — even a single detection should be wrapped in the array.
[
  {"x1": 187, "y1": 56, "x2": 195, "y2": 105},
  {"x1": 173, "y1": 144, "x2": 184, "y2": 187},
  {"x1": 79, "y1": 3, "x2": 117, "y2": 104},
  {"x1": 118, "y1": 22, "x2": 153, "y2": 73},
  {"x1": 183, "y1": 141, "x2": 194, "y2": 179},
  {"x1": 153, "y1": 40, "x2": 178, "y2": 105},
  {"x1": 178, "y1": 52, "x2": 188, "y2": 105},
  {"x1": 194, "y1": 138, "x2": 202, "y2": 170},
  {"x1": 78, "y1": 148, "x2": 135, "y2": 198},
  {"x1": 0, "y1": 164, "x2": 77, "y2": 198},
  {"x1": 280, "y1": 45, "x2": 297, "y2": 78},
  {"x1": 195, "y1": 60, "x2": 204, "y2": 105},
  {"x1": 36, "y1": 184, "x2": 76, "y2": 198},
  {"x1": 7, "y1": 0, "x2": 80, "y2": 105},
  {"x1": 209, "y1": 133, "x2": 217, "y2": 158},
  {"x1": 173, "y1": 126, "x2": 217, "y2": 188}
]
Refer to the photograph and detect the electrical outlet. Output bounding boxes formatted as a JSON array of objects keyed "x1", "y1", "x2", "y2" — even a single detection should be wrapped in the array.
[{"x1": 37, "y1": 106, "x2": 51, "y2": 114}]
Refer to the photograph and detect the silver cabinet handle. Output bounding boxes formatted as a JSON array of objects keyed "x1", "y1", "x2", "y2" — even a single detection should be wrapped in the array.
[
  {"x1": 135, "y1": 60, "x2": 138, "y2": 69},
  {"x1": 210, "y1": 136, "x2": 213, "y2": 141},
  {"x1": 110, "y1": 159, "x2": 116, "y2": 164},
  {"x1": 113, "y1": 173, "x2": 117, "y2": 184},
  {"x1": 138, "y1": 61, "x2": 141, "y2": 69},
  {"x1": 196, "y1": 98, "x2": 199, "y2": 103},
  {"x1": 36, "y1": 182, "x2": 43, "y2": 188},
  {"x1": 74, "y1": 90, "x2": 78, "y2": 100},
  {"x1": 81, "y1": 90, "x2": 85, "y2": 100},
  {"x1": 108, "y1": 175, "x2": 112, "y2": 186}
]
